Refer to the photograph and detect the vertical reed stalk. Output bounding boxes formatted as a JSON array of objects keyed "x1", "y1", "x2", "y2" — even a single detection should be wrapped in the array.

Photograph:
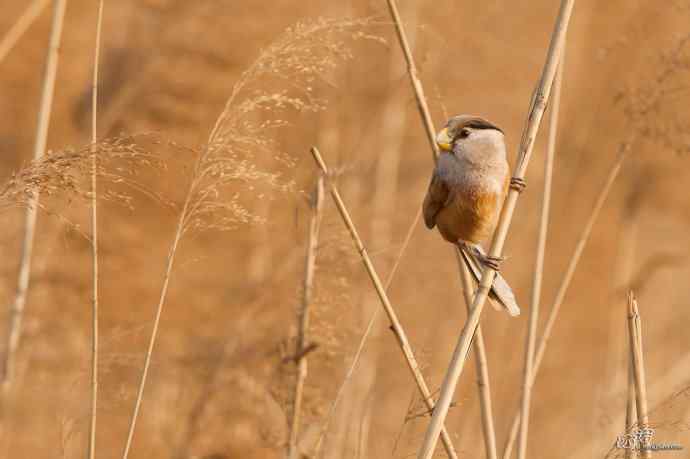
[
  {"x1": 384, "y1": 0, "x2": 438, "y2": 158},
  {"x1": 502, "y1": 144, "x2": 629, "y2": 459},
  {"x1": 313, "y1": 203, "x2": 429, "y2": 457},
  {"x1": 121, "y1": 194, "x2": 191, "y2": 459},
  {"x1": 627, "y1": 293, "x2": 651, "y2": 459},
  {"x1": 385, "y1": 1, "x2": 498, "y2": 456},
  {"x1": 1, "y1": 0, "x2": 68, "y2": 392},
  {"x1": 88, "y1": 2, "x2": 104, "y2": 459},
  {"x1": 417, "y1": 2, "x2": 575, "y2": 457},
  {"x1": 624, "y1": 338, "x2": 636, "y2": 459},
  {"x1": 457, "y1": 251, "x2": 497, "y2": 459},
  {"x1": 310, "y1": 147, "x2": 459, "y2": 459},
  {"x1": 288, "y1": 177, "x2": 325, "y2": 459},
  {"x1": 516, "y1": 52, "x2": 565, "y2": 459},
  {"x1": 0, "y1": 0, "x2": 50, "y2": 64}
]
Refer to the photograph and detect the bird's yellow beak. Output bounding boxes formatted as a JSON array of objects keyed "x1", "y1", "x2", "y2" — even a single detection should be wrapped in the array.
[{"x1": 436, "y1": 127, "x2": 452, "y2": 151}]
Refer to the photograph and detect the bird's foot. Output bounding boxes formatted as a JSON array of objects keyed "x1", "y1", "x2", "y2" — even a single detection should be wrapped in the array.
[
  {"x1": 479, "y1": 253, "x2": 504, "y2": 272},
  {"x1": 510, "y1": 177, "x2": 527, "y2": 193},
  {"x1": 462, "y1": 242, "x2": 504, "y2": 272}
]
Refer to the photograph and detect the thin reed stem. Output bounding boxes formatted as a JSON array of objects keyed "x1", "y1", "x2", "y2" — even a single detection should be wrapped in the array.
[
  {"x1": 88, "y1": 2, "x2": 104, "y2": 459},
  {"x1": 313, "y1": 203, "x2": 427, "y2": 458},
  {"x1": 384, "y1": 0, "x2": 438, "y2": 158},
  {"x1": 456, "y1": 249, "x2": 497, "y2": 459},
  {"x1": 288, "y1": 177, "x2": 325, "y2": 459},
  {"x1": 0, "y1": 0, "x2": 50, "y2": 64},
  {"x1": 1, "y1": 0, "x2": 68, "y2": 393},
  {"x1": 502, "y1": 144, "x2": 629, "y2": 458},
  {"x1": 417, "y1": 2, "x2": 575, "y2": 457},
  {"x1": 121, "y1": 193, "x2": 191, "y2": 459},
  {"x1": 516, "y1": 51, "x2": 565, "y2": 459},
  {"x1": 625, "y1": 328, "x2": 636, "y2": 459},
  {"x1": 385, "y1": 1, "x2": 498, "y2": 456},
  {"x1": 310, "y1": 147, "x2": 459, "y2": 459},
  {"x1": 627, "y1": 292, "x2": 651, "y2": 459}
]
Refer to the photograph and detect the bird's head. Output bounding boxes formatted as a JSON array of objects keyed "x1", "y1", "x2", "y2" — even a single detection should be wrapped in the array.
[{"x1": 436, "y1": 115, "x2": 504, "y2": 154}]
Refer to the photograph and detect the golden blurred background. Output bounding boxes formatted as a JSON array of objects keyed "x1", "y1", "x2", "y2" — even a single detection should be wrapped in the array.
[{"x1": 0, "y1": 1, "x2": 689, "y2": 458}]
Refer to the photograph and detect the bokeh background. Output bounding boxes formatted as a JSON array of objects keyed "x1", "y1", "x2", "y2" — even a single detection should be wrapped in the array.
[{"x1": 0, "y1": 1, "x2": 689, "y2": 458}]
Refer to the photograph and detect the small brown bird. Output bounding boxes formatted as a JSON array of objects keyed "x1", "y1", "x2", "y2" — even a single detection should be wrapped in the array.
[{"x1": 423, "y1": 115, "x2": 520, "y2": 316}]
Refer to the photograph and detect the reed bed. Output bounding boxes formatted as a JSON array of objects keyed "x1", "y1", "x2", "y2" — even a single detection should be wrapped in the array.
[{"x1": 1, "y1": 3, "x2": 689, "y2": 459}]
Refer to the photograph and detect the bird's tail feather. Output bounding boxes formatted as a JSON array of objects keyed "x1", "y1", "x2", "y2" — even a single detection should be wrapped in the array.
[{"x1": 459, "y1": 246, "x2": 521, "y2": 317}]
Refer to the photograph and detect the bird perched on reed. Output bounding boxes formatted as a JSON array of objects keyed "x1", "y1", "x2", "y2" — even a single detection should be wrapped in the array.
[{"x1": 423, "y1": 115, "x2": 520, "y2": 316}]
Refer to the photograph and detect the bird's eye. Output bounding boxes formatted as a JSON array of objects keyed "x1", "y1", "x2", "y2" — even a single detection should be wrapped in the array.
[{"x1": 458, "y1": 128, "x2": 471, "y2": 139}]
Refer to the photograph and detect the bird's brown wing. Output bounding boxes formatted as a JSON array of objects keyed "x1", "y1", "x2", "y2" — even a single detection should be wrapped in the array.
[{"x1": 423, "y1": 169, "x2": 449, "y2": 229}]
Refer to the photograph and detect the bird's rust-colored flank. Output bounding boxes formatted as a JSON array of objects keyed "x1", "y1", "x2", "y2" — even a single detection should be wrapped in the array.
[{"x1": 434, "y1": 184, "x2": 503, "y2": 245}]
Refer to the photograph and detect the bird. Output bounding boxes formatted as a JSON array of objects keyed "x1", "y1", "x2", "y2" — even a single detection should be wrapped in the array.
[{"x1": 423, "y1": 114, "x2": 520, "y2": 316}]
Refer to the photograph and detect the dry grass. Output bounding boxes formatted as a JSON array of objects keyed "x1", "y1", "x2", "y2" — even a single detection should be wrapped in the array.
[
  {"x1": 2, "y1": 2, "x2": 690, "y2": 459},
  {"x1": 0, "y1": 136, "x2": 164, "y2": 225},
  {"x1": 119, "y1": 16, "x2": 383, "y2": 459}
]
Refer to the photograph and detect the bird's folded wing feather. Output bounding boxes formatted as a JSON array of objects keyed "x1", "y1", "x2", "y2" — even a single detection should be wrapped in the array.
[{"x1": 422, "y1": 169, "x2": 449, "y2": 229}]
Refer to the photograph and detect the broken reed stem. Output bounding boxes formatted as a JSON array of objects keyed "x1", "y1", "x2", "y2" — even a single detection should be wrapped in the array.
[
  {"x1": 1, "y1": 0, "x2": 68, "y2": 393},
  {"x1": 516, "y1": 52, "x2": 564, "y2": 459},
  {"x1": 456, "y1": 250, "x2": 497, "y2": 459},
  {"x1": 417, "y1": 2, "x2": 575, "y2": 458},
  {"x1": 310, "y1": 147, "x2": 459, "y2": 459},
  {"x1": 628, "y1": 292, "x2": 651, "y2": 459},
  {"x1": 313, "y1": 203, "x2": 430, "y2": 458},
  {"x1": 288, "y1": 177, "x2": 325, "y2": 459},
  {"x1": 502, "y1": 145, "x2": 629, "y2": 459},
  {"x1": 625, "y1": 330, "x2": 636, "y2": 459},
  {"x1": 88, "y1": 2, "x2": 104, "y2": 459},
  {"x1": 385, "y1": 1, "x2": 497, "y2": 456},
  {"x1": 0, "y1": 0, "x2": 50, "y2": 64}
]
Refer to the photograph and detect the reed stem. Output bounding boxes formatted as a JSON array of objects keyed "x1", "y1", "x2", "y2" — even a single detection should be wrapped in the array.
[
  {"x1": 502, "y1": 144, "x2": 629, "y2": 458},
  {"x1": 87, "y1": 2, "x2": 104, "y2": 458},
  {"x1": 516, "y1": 50, "x2": 565, "y2": 459},
  {"x1": 2, "y1": 0, "x2": 68, "y2": 393},
  {"x1": 310, "y1": 146, "x2": 459, "y2": 459},
  {"x1": 385, "y1": 1, "x2": 498, "y2": 456},
  {"x1": 288, "y1": 177, "x2": 325, "y2": 459},
  {"x1": 417, "y1": 2, "x2": 575, "y2": 457},
  {"x1": 627, "y1": 292, "x2": 651, "y2": 459}
]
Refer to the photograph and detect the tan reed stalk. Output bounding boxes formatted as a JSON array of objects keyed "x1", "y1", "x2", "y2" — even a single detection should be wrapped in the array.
[
  {"x1": 502, "y1": 143, "x2": 630, "y2": 459},
  {"x1": 384, "y1": 0, "x2": 438, "y2": 158},
  {"x1": 310, "y1": 147, "x2": 459, "y2": 459},
  {"x1": 385, "y1": 1, "x2": 498, "y2": 455},
  {"x1": 457, "y1": 251, "x2": 498, "y2": 459},
  {"x1": 121, "y1": 192, "x2": 192, "y2": 459},
  {"x1": 288, "y1": 177, "x2": 325, "y2": 459},
  {"x1": 1, "y1": 0, "x2": 68, "y2": 392},
  {"x1": 625, "y1": 336, "x2": 636, "y2": 459},
  {"x1": 0, "y1": 0, "x2": 50, "y2": 64},
  {"x1": 593, "y1": 173, "x2": 643, "y2": 458},
  {"x1": 417, "y1": 2, "x2": 575, "y2": 457},
  {"x1": 516, "y1": 52, "x2": 565, "y2": 459},
  {"x1": 313, "y1": 203, "x2": 435, "y2": 457},
  {"x1": 88, "y1": 2, "x2": 104, "y2": 459},
  {"x1": 343, "y1": 7, "x2": 419, "y2": 455},
  {"x1": 628, "y1": 292, "x2": 651, "y2": 459}
]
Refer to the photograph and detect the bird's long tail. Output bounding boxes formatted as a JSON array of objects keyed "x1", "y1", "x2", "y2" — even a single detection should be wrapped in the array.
[{"x1": 458, "y1": 245, "x2": 521, "y2": 317}]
